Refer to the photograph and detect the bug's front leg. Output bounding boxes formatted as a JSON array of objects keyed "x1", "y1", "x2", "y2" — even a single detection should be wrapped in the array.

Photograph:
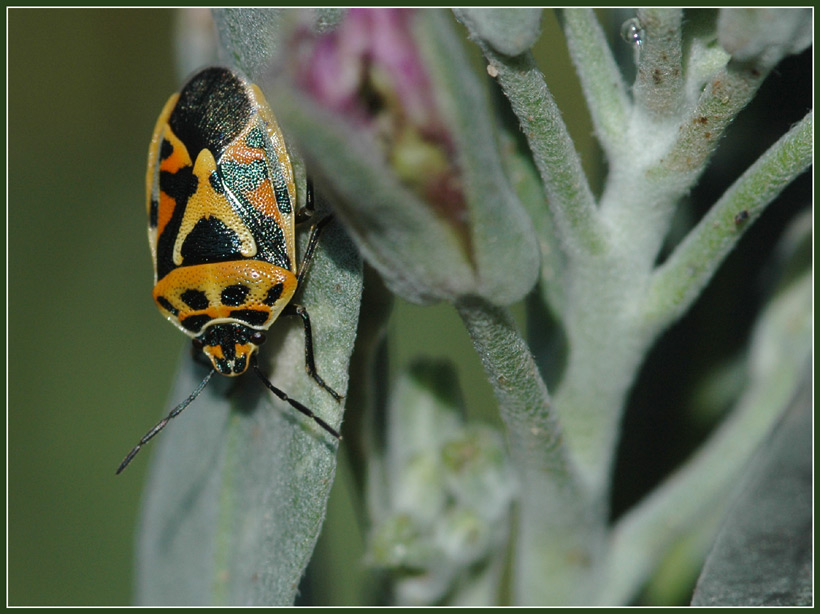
[{"x1": 295, "y1": 177, "x2": 316, "y2": 225}]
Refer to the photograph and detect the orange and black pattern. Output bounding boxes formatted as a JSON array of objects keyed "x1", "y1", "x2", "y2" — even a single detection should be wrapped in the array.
[{"x1": 145, "y1": 67, "x2": 299, "y2": 375}]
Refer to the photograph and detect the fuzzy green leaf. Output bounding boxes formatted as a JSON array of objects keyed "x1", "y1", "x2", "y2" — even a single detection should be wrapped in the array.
[
  {"x1": 135, "y1": 222, "x2": 362, "y2": 605},
  {"x1": 419, "y1": 10, "x2": 540, "y2": 304},
  {"x1": 633, "y1": 9, "x2": 685, "y2": 119},
  {"x1": 453, "y1": 8, "x2": 543, "y2": 57},
  {"x1": 691, "y1": 370, "x2": 812, "y2": 605}
]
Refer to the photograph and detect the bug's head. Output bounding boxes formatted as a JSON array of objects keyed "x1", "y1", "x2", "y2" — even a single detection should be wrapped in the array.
[{"x1": 194, "y1": 323, "x2": 266, "y2": 376}]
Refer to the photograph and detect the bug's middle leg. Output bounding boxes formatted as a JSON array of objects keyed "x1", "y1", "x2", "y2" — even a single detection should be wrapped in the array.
[{"x1": 283, "y1": 302, "x2": 343, "y2": 402}]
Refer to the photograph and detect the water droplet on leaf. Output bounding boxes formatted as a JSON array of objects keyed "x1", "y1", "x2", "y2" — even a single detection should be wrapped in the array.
[{"x1": 621, "y1": 17, "x2": 645, "y2": 48}]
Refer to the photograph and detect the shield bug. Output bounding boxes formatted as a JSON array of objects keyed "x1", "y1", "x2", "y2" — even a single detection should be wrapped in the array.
[{"x1": 118, "y1": 66, "x2": 342, "y2": 474}]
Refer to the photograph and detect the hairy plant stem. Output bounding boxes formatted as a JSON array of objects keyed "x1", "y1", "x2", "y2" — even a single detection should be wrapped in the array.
[
  {"x1": 645, "y1": 111, "x2": 813, "y2": 328},
  {"x1": 481, "y1": 47, "x2": 605, "y2": 260},
  {"x1": 558, "y1": 9, "x2": 630, "y2": 157},
  {"x1": 456, "y1": 297, "x2": 607, "y2": 604},
  {"x1": 633, "y1": 9, "x2": 685, "y2": 120}
]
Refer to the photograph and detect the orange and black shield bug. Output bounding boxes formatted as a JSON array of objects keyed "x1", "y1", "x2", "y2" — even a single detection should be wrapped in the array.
[{"x1": 118, "y1": 66, "x2": 341, "y2": 474}]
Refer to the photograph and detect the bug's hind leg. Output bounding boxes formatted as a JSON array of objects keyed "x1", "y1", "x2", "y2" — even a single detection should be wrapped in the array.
[{"x1": 250, "y1": 354, "x2": 341, "y2": 439}]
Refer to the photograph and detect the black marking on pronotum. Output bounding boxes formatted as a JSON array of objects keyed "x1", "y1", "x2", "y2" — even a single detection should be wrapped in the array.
[
  {"x1": 203, "y1": 321, "x2": 250, "y2": 342},
  {"x1": 263, "y1": 282, "x2": 284, "y2": 306},
  {"x1": 229, "y1": 309, "x2": 269, "y2": 327},
  {"x1": 180, "y1": 314, "x2": 212, "y2": 333},
  {"x1": 156, "y1": 296, "x2": 179, "y2": 316},
  {"x1": 181, "y1": 289, "x2": 209, "y2": 311},
  {"x1": 221, "y1": 284, "x2": 250, "y2": 306}
]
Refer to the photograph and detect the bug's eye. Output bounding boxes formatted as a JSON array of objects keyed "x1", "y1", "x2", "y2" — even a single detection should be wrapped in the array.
[
  {"x1": 192, "y1": 338, "x2": 204, "y2": 351},
  {"x1": 251, "y1": 331, "x2": 266, "y2": 346}
]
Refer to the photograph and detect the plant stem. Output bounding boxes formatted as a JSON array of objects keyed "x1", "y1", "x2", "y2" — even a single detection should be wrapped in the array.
[
  {"x1": 633, "y1": 9, "x2": 684, "y2": 120},
  {"x1": 650, "y1": 60, "x2": 769, "y2": 182},
  {"x1": 482, "y1": 47, "x2": 605, "y2": 259},
  {"x1": 558, "y1": 9, "x2": 630, "y2": 157},
  {"x1": 456, "y1": 297, "x2": 606, "y2": 604},
  {"x1": 644, "y1": 110, "x2": 813, "y2": 328},
  {"x1": 456, "y1": 298, "x2": 567, "y2": 477}
]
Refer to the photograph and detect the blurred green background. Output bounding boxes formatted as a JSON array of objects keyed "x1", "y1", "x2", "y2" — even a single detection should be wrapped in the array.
[
  {"x1": 8, "y1": 8, "x2": 810, "y2": 606},
  {"x1": 9, "y1": 9, "x2": 181, "y2": 605}
]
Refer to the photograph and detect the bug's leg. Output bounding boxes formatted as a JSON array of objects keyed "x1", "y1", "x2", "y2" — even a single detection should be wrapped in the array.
[
  {"x1": 296, "y1": 213, "x2": 334, "y2": 288},
  {"x1": 116, "y1": 369, "x2": 215, "y2": 474},
  {"x1": 290, "y1": 182, "x2": 339, "y2": 400},
  {"x1": 251, "y1": 354, "x2": 341, "y2": 439},
  {"x1": 283, "y1": 302, "x2": 343, "y2": 402},
  {"x1": 295, "y1": 177, "x2": 316, "y2": 225}
]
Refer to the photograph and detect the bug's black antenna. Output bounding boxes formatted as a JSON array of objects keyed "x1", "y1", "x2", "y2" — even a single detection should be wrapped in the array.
[
  {"x1": 116, "y1": 369, "x2": 216, "y2": 474},
  {"x1": 251, "y1": 355, "x2": 341, "y2": 440}
]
